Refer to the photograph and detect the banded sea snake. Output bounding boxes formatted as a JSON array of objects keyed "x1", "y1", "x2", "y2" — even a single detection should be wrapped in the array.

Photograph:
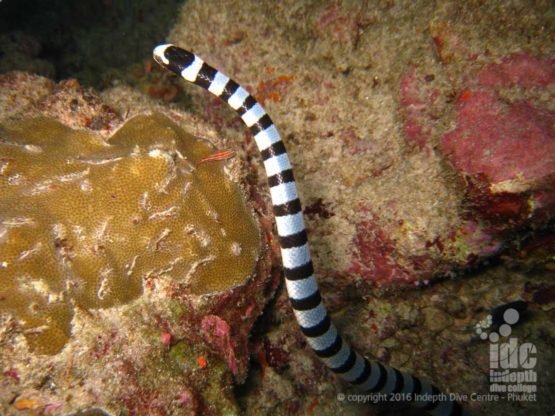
[{"x1": 153, "y1": 44, "x2": 466, "y2": 416}]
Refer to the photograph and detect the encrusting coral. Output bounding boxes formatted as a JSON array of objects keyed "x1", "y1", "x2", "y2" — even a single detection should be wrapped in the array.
[{"x1": 0, "y1": 113, "x2": 259, "y2": 355}]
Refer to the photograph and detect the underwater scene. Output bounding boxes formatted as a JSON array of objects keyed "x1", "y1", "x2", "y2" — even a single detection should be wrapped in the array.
[{"x1": 0, "y1": 0, "x2": 553, "y2": 415}]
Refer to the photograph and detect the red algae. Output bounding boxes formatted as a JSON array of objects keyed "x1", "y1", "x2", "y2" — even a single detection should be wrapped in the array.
[
  {"x1": 201, "y1": 315, "x2": 239, "y2": 377},
  {"x1": 441, "y1": 90, "x2": 555, "y2": 184},
  {"x1": 476, "y1": 53, "x2": 555, "y2": 88},
  {"x1": 349, "y1": 214, "x2": 412, "y2": 286},
  {"x1": 399, "y1": 67, "x2": 442, "y2": 150}
]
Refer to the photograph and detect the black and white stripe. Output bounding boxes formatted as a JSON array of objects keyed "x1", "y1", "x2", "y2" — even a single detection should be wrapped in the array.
[{"x1": 153, "y1": 44, "x2": 465, "y2": 416}]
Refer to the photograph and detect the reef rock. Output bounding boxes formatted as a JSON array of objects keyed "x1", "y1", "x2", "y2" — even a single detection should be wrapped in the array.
[
  {"x1": 167, "y1": 0, "x2": 554, "y2": 290},
  {"x1": 159, "y1": 2, "x2": 554, "y2": 415}
]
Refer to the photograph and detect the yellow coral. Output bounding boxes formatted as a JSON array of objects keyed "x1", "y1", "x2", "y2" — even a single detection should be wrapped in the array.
[{"x1": 0, "y1": 113, "x2": 259, "y2": 354}]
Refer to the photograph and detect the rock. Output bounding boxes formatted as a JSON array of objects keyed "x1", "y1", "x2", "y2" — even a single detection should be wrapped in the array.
[
  {"x1": 159, "y1": 1, "x2": 554, "y2": 414},
  {"x1": 422, "y1": 307, "x2": 453, "y2": 333}
]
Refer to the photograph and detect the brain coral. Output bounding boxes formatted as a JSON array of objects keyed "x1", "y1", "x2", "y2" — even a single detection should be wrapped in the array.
[{"x1": 0, "y1": 113, "x2": 260, "y2": 354}]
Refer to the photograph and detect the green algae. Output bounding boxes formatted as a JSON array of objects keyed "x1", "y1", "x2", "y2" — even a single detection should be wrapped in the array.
[{"x1": 0, "y1": 113, "x2": 259, "y2": 354}]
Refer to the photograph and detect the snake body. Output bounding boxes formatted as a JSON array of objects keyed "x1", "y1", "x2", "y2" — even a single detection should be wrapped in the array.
[{"x1": 153, "y1": 44, "x2": 465, "y2": 416}]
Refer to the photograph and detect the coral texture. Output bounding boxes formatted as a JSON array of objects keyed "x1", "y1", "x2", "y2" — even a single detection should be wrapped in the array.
[{"x1": 0, "y1": 113, "x2": 259, "y2": 354}]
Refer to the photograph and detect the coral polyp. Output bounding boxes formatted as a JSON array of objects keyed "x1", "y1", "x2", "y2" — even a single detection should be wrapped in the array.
[{"x1": 0, "y1": 113, "x2": 260, "y2": 354}]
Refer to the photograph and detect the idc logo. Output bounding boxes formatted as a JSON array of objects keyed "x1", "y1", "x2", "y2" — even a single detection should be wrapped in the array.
[{"x1": 475, "y1": 304, "x2": 537, "y2": 402}]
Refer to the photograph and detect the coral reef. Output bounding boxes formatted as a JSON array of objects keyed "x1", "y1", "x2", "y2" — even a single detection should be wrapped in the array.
[
  {"x1": 1, "y1": 112, "x2": 259, "y2": 354},
  {"x1": 0, "y1": 72, "x2": 274, "y2": 415},
  {"x1": 1, "y1": 0, "x2": 553, "y2": 415}
]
